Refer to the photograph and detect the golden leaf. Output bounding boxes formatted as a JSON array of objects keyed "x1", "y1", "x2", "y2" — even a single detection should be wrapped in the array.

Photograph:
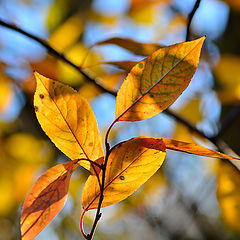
[
  {"x1": 115, "y1": 37, "x2": 205, "y2": 121},
  {"x1": 162, "y1": 138, "x2": 237, "y2": 160},
  {"x1": 34, "y1": 72, "x2": 103, "y2": 173},
  {"x1": 217, "y1": 160, "x2": 240, "y2": 232},
  {"x1": 82, "y1": 137, "x2": 166, "y2": 210}
]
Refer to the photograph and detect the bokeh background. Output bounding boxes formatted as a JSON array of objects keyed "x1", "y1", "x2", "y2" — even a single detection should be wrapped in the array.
[{"x1": 0, "y1": 0, "x2": 240, "y2": 239}]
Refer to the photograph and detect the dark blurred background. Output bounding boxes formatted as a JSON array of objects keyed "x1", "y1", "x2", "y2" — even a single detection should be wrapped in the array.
[{"x1": 0, "y1": 0, "x2": 240, "y2": 239}]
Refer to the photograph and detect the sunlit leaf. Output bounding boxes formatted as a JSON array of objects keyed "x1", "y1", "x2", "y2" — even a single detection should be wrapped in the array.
[
  {"x1": 217, "y1": 160, "x2": 240, "y2": 232},
  {"x1": 49, "y1": 15, "x2": 83, "y2": 52},
  {"x1": 58, "y1": 42, "x2": 102, "y2": 86},
  {"x1": 21, "y1": 160, "x2": 78, "y2": 240},
  {"x1": 0, "y1": 66, "x2": 13, "y2": 112},
  {"x1": 95, "y1": 37, "x2": 163, "y2": 56},
  {"x1": 215, "y1": 54, "x2": 240, "y2": 104},
  {"x1": 82, "y1": 137, "x2": 166, "y2": 210},
  {"x1": 128, "y1": 0, "x2": 168, "y2": 24},
  {"x1": 115, "y1": 37, "x2": 205, "y2": 121},
  {"x1": 162, "y1": 138, "x2": 238, "y2": 160},
  {"x1": 34, "y1": 72, "x2": 104, "y2": 173},
  {"x1": 5, "y1": 133, "x2": 53, "y2": 163}
]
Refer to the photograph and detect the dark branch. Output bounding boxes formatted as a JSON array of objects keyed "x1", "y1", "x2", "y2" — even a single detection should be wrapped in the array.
[
  {"x1": 212, "y1": 102, "x2": 240, "y2": 140},
  {"x1": 0, "y1": 18, "x2": 116, "y2": 96},
  {"x1": 186, "y1": 0, "x2": 202, "y2": 41}
]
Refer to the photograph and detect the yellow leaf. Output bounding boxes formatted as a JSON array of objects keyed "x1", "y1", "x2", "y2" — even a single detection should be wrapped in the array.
[
  {"x1": 49, "y1": 15, "x2": 83, "y2": 52},
  {"x1": 95, "y1": 37, "x2": 163, "y2": 56},
  {"x1": 82, "y1": 137, "x2": 166, "y2": 210},
  {"x1": 162, "y1": 138, "x2": 237, "y2": 160},
  {"x1": 5, "y1": 133, "x2": 53, "y2": 163},
  {"x1": 115, "y1": 37, "x2": 205, "y2": 121},
  {"x1": 34, "y1": 72, "x2": 104, "y2": 173},
  {"x1": 215, "y1": 54, "x2": 240, "y2": 104},
  {"x1": 128, "y1": 0, "x2": 169, "y2": 24},
  {"x1": 217, "y1": 160, "x2": 240, "y2": 232},
  {"x1": 0, "y1": 67, "x2": 13, "y2": 112}
]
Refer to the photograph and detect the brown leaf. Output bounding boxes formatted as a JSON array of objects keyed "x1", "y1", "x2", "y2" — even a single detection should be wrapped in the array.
[{"x1": 95, "y1": 37, "x2": 163, "y2": 56}]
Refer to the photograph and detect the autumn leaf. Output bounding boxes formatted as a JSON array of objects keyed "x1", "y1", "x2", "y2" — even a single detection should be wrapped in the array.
[
  {"x1": 162, "y1": 138, "x2": 238, "y2": 160},
  {"x1": 115, "y1": 37, "x2": 205, "y2": 121},
  {"x1": 216, "y1": 160, "x2": 240, "y2": 232},
  {"x1": 20, "y1": 160, "x2": 78, "y2": 240},
  {"x1": 34, "y1": 72, "x2": 104, "y2": 173},
  {"x1": 82, "y1": 137, "x2": 166, "y2": 210},
  {"x1": 95, "y1": 37, "x2": 163, "y2": 56}
]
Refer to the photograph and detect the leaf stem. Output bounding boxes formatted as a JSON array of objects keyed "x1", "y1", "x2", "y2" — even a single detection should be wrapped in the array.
[
  {"x1": 80, "y1": 208, "x2": 88, "y2": 239},
  {"x1": 77, "y1": 158, "x2": 103, "y2": 170},
  {"x1": 186, "y1": 0, "x2": 202, "y2": 41}
]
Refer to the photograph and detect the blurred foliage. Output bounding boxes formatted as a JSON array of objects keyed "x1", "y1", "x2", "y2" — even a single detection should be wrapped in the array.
[{"x1": 0, "y1": 0, "x2": 240, "y2": 239}]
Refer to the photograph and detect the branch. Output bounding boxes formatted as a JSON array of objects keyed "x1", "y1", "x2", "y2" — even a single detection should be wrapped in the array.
[
  {"x1": 0, "y1": 19, "x2": 116, "y2": 96},
  {"x1": 186, "y1": 0, "x2": 202, "y2": 41},
  {"x1": 212, "y1": 101, "x2": 240, "y2": 139}
]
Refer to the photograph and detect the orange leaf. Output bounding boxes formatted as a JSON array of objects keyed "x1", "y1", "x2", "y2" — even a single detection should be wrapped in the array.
[
  {"x1": 95, "y1": 37, "x2": 163, "y2": 56},
  {"x1": 82, "y1": 137, "x2": 166, "y2": 210},
  {"x1": 21, "y1": 160, "x2": 78, "y2": 240},
  {"x1": 162, "y1": 138, "x2": 238, "y2": 160},
  {"x1": 115, "y1": 37, "x2": 205, "y2": 121},
  {"x1": 34, "y1": 72, "x2": 104, "y2": 173}
]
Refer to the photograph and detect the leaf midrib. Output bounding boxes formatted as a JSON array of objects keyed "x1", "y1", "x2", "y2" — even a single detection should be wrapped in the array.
[{"x1": 39, "y1": 78, "x2": 90, "y2": 160}]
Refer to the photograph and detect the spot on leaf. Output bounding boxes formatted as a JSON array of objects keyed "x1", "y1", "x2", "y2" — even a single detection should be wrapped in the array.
[
  {"x1": 138, "y1": 62, "x2": 144, "y2": 69},
  {"x1": 120, "y1": 176, "x2": 125, "y2": 180},
  {"x1": 39, "y1": 94, "x2": 44, "y2": 99},
  {"x1": 34, "y1": 106, "x2": 38, "y2": 112}
]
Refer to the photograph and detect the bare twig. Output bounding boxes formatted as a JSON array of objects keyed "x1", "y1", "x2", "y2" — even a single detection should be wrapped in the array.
[{"x1": 186, "y1": 0, "x2": 202, "y2": 41}]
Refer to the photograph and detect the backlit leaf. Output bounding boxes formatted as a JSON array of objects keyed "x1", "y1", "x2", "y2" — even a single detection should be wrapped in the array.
[
  {"x1": 34, "y1": 72, "x2": 104, "y2": 173},
  {"x1": 82, "y1": 137, "x2": 166, "y2": 210},
  {"x1": 115, "y1": 37, "x2": 205, "y2": 121},
  {"x1": 21, "y1": 160, "x2": 78, "y2": 240},
  {"x1": 217, "y1": 160, "x2": 240, "y2": 232},
  {"x1": 162, "y1": 138, "x2": 238, "y2": 160},
  {"x1": 215, "y1": 54, "x2": 240, "y2": 104},
  {"x1": 95, "y1": 37, "x2": 163, "y2": 56}
]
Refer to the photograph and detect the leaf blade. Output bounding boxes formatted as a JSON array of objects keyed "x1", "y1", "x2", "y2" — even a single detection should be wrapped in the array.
[
  {"x1": 82, "y1": 137, "x2": 166, "y2": 210},
  {"x1": 162, "y1": 138, "x2": 238, "y2": 160},
  {"x1": 34, "y1": 72, "x2": 104, "y2": 172},
  {"x1": 21, "y1": 160, "x2": 78, "y2": 240},
  {"x1": 116, "y1": 37, "x2": 205, "y2": 121},
  {"x1": 94, "y1": 37, "x2": 163, "y2": 56}
]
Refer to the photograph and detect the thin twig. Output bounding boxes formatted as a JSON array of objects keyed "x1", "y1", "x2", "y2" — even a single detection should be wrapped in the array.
[
  {"x1": 186, "y1": 0, "x2": 202, "y2": 41},
  {"x1": 212, "y1": 101, "x2": 240, "y2": 140}
]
